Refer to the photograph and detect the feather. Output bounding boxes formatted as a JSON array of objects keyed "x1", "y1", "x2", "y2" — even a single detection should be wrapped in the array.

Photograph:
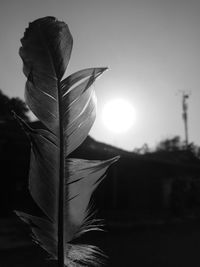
[{"x1": 15, "y1": 16, "x2": 119, "y2": 267}]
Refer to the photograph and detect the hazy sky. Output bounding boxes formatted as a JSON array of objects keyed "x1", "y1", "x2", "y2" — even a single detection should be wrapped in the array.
[{"x1": 0, "y1": 0, "x2": 200, "y2": 151}]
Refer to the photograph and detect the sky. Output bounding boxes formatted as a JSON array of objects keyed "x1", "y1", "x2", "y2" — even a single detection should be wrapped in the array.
[{"x1": 0, "y1": 0, "x2": 200, "y2": 151}]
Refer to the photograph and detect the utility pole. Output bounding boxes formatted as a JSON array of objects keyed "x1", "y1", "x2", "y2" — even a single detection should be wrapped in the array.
[{"x1": 182, "y1": 92, "x2": 190, "y2": 149}]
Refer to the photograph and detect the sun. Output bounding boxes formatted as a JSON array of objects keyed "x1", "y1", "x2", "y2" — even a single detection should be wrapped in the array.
[{"x1": 102, "y1": 98, "x2": 136, "y2": 134}]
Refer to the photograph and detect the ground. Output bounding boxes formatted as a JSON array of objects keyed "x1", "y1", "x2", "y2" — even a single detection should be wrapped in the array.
[{"x1": 1, "y1": 216, "x2": 200, "y2": 266}]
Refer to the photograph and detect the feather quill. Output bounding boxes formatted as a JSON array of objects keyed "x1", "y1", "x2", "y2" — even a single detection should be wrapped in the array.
[{"x1": 15, "y1": 16, "x2": 119, "y2": 267}]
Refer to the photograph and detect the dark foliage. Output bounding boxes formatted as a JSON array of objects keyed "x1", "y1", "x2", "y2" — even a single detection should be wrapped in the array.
[{"x1": 0, "y1": 90, "x2": 30, "y2": 121}]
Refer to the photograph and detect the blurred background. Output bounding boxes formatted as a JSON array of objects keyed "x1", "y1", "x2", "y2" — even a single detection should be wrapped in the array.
[
  {"x1": 1, "y1": 91, "x2": 200, "y2": 266},
  {"x1": 1, "y1": 0, "x2": 200, "y2": 266}
]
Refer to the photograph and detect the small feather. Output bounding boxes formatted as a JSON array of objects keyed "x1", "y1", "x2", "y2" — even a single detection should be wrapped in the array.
[{"x1": 16, "y1": 16, "x2": 119, "y2": 267}]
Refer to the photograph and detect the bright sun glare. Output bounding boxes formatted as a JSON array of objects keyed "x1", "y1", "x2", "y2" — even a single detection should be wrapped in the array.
[{"x1": 102, "y1": 98, "x2": 136, "y2": 134}]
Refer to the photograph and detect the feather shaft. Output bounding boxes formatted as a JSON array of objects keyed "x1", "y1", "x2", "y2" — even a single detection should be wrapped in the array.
[{"x1": 58, "y1": 81, "x2": 65, "y2": 267}]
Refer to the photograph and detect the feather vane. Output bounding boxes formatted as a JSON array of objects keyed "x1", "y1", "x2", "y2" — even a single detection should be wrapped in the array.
[{"x1": 16, "y1": 16, "x2": 119, "y2": 266}]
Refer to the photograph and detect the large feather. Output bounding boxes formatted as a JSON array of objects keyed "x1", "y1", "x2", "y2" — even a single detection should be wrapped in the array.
[{"x1": 15, "y1": 16, "x2": 119, "y2": 267}]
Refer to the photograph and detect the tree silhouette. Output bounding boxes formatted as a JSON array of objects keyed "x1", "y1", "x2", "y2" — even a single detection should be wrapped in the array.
[
  {"x1": 156, "y1": 136, "x2": 182, "y2": 151},
  {"x1": 0, "y1": 90, "x2": 30, "y2": 121}
]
